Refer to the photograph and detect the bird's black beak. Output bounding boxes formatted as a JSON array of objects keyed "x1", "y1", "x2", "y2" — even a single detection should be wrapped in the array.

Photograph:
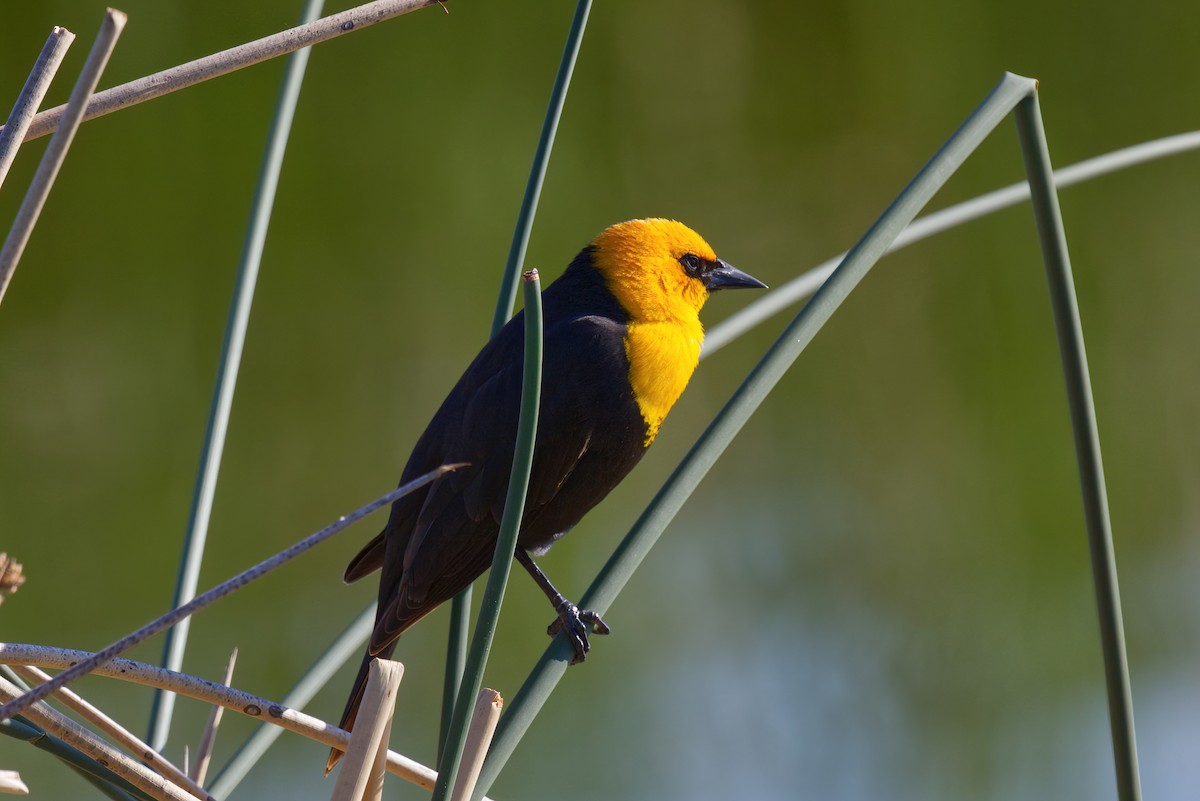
[{"x1": 701, "y1": 259, "x2": 768, "y2": 292}]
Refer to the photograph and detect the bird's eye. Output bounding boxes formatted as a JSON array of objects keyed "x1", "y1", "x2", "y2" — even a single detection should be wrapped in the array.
[{"x1": 679, "y1": 253, "x2": 703, "y2": 277}]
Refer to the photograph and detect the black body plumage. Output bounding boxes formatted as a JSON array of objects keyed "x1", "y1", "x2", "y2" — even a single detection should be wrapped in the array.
[{"x1": 333, "y1": 246, "x2": 649, "y2": 741}]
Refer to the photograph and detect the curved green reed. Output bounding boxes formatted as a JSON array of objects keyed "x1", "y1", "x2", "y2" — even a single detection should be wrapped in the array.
[
  {"x1": 147, "y1": 0, "x2": 327, "y2": 752},
  {"x1": 442, "y1": 0, "x2": 594, "y2": 754},
  {"x1": 433, "y1": 272, "x2": 544, "y2": 801},
  {"x1": 1013, "y1": 92, "x2": 1142, "y2": 801}
]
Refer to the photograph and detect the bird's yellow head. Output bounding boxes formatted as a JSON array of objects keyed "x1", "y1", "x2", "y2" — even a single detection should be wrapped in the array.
[
  {"x1": 587, "y1": 218, "x2": 766, "y2": 445},
  {"x1": 589, "y1": 218, "x2": 764, "y2": 325}
]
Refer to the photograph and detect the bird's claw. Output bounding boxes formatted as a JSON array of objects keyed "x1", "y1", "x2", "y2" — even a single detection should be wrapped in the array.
[{"x1": 548, "y1": 601, "x2": 610, "y2": 664}]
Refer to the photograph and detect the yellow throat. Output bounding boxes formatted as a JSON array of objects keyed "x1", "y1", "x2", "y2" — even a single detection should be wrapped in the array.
[{"x1": 591, "y1": 219, "x2": 716, "y2": 445}]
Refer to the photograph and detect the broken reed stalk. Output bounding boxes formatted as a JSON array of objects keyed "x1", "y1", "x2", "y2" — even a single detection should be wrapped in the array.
[
  {"x1": 0, "y1": 27, "x2": 75, "y2": 189},
  {"x1": 0, "y1": 9, "x2": 125, "y2": 306},
  {"x1": 189, "y1": 648, "x2": 238, "y2": 786},
  {"x1": 449, "y1": 690, "x2": 502, "y2": 801},
  {"x1": 0, "y1": 770, "x2": 29, "y2": 794},
  {"x1": 328, "y1": 659, "x2": 404, "y2": 801}
]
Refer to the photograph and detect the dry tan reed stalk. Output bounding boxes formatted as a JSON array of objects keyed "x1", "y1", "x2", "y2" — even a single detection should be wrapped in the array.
[
  {"x1": 449, "y1": 689, "x2": 503, "y2": 801},
  {"x1": 8, "y1": 665, "x2": 208, "y2": 800},
  {"x1": 0, "y1": 674, "x2": 201, "y2": 801},
  {"x1": 328, "y1": 659, "x2": 405, "y2": 801}
]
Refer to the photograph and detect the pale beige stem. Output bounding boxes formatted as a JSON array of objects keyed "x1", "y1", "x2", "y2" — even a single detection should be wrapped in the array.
[
  {"x1": 450, "y1": 689, "x2": 504, "y2": 801},
  {"x1": 0, "y1": 644, "x2": 497, "y2": 799},
  {"x1": 329, "y1": 659, "x2": 404, "y2": 801},
  {"x1": 0, "y1": 675, "x2": 197, "y2": 801},
  {"x1": 0, "y1": 27, "x2": 75, "y2": 190},
  {"x1": 0, "y1": 0, "x2": 442, "y2": 145},
  {"x1": 8, "y1": 665, "x2": 208, "y2": 800},
  {"x1": 0, "y1": 9, "x2": 125, "y2": 305},
  {"x1": 0, "y1": 770, "x2": 29, "y2": 795},
  {"x1": 190, "y1": 647, "x2": 237, "y2": 785}
]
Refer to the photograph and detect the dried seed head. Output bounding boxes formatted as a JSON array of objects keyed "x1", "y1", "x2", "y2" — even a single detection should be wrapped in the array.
[{"x1": 0, "y1": 553, "x2": 25, "y2": 605}]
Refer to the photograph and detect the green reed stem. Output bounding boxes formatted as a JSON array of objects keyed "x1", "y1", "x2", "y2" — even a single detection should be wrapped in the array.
[
  {"x1": 434, "y1": 272, "x2": 543, "y2": 801},
  {"x1": 442, "y1": 0, "x2": 593, "y2": 755},
  {"x1": 147, "y1": 0, "x2": 326, "y2": 752},
  {"x1": 1013, "y1": 92, "x2": 1142, "y2": 801}
]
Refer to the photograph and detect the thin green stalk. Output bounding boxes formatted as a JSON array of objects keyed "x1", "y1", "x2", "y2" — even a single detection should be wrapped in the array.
[
  {"x1": 488, "y1": 0, "x2": 592, "y2": 333},
  {"x1": 208, "y1": 603, "x2": 376, "y2": 799},
  {"x1": 435, "y1": 272, "x2": 544, "y2": 801},
  {"x1": 0, "y1": 717, "x2": 147, "y2": 801},
  {"x1": 439, "y1": 597, "x2": 468, "y2": 763},
  {"x1": 148, "y1": 0, "x2": 326, "y2": 751},
  {"x1": 443, "y1": 0, "x2": 593, "y2": 754},
  {"x1": 704, "y1": 129, "x2": 1200, "y2": 355},
  {"x1": 471, "y1": 72, "x2": 1039, "y2": 800},
  {"x1": 1013, "y1": 93, "x2": 1142, "y2": 801}
]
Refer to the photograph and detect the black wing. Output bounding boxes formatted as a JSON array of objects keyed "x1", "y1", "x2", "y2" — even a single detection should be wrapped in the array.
[{"x1": 366, "y1": 310, "x2": 646, "y2": 653}]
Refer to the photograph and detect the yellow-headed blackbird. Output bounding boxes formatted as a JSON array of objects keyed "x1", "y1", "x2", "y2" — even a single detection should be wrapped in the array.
[{"x1": 329, "y1": 219, "x2": 764, "y2": 768}]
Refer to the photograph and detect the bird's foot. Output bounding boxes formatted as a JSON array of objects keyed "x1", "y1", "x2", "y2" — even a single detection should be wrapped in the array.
[{"x1": 547, "y1": 601, "x2": 610, "y2": 664}]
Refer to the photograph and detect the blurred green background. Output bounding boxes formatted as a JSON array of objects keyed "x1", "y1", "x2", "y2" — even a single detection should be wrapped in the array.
[{"x1": 2, "y1": 1, "x2": 1198, "y2": 799}]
